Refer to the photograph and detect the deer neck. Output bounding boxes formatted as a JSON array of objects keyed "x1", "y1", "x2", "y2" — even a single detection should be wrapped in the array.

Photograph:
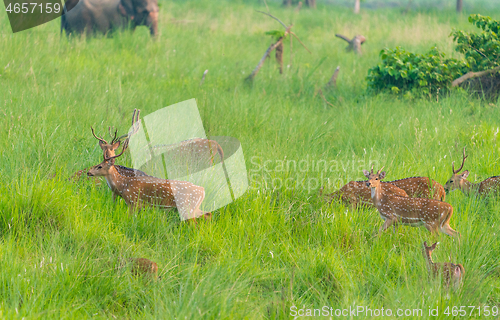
[
  {"x1": 460, "y1": 179, "x2": 476, "y2": 195},
  {"x1": 370, "y1": 184, "x2": 383, "y2": 205},
  {"x1": 104, "y1": 165, "x2": 126, "y2": 195}
]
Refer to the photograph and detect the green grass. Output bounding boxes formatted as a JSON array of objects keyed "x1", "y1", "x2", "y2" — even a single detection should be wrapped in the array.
[{"x1": 0, "y1": 0, "x2": 499, "y2": 318}]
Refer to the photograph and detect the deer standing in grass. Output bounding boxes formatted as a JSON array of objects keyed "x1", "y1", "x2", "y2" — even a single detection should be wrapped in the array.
[
  {"x1": 70, "y1": 109, "x2": 148, "y2": 186},
  {"x1": 321, "y1": 177, "x2": 445, "y2": 208},
  {"x1": 364, "y1": 167, "x2": 458, "y2": 237},
  {"x1": 444, "y1": 148, "x2": 500, "y2": 197},
  {"x1": 87, "y1": 140, "x2": 211, "y2": 221},
  {"x1": 423, "y1": 241, "x2": 464, "y2": 289}
]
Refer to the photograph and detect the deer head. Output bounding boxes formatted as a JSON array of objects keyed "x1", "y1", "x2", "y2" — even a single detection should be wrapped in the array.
[
  {"x1": 90, "y1": 109, "x2": 141, "y2": 159},
  {"x1": 87, "y1": 139, "x2": 129, "y2": 177},
  {"x1": 444, "y1": 147, "x2": 469, "y2": 194},
  {"x1": 363, "y1": 166, "x2": 386, "y2": 188}
]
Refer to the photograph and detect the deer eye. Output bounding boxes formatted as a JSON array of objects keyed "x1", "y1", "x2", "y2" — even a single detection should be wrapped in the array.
[
  {"x1": 375, "y1": 178, "x2": 379, "y2": 180},
  {"x1": 97, "y1": 166, "x2": 102, "y2": 169},
  {"x1": 450, "y1": 180, "x2": 453, "y2": 183}
]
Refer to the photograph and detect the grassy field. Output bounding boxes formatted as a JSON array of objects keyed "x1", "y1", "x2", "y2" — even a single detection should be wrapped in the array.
[{"x1": 0, "y1": 0, "x2": 500, "y2": 318}]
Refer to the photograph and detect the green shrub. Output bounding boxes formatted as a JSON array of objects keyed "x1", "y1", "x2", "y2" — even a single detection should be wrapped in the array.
[
  {"x1": 366, "y1": 47, "x2": 468, "y2": 95},
  {"x1": 452, "y1": 14, "x2": 500, "y2": 72},
  {"x1": 367, "y1": 14, "x2": 499, "y2": 95}
]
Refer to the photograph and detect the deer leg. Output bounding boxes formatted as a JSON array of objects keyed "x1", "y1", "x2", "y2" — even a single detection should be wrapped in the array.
[
  {"x1": 381, "y1": 218, "x2": 396, "y2": 232},
  {"x1": 440, "y1": 223, "x2": 459, "y2": 238}
]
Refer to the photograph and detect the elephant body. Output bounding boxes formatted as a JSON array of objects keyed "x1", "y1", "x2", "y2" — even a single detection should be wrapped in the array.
[{"x1": 61, "y1": 0, "x2": 158, "y2": 36}]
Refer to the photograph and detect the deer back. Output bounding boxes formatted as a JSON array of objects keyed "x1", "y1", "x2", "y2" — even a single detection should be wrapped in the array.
[
  {"x1": 390, "y1": 177, "x2": 446, "y2": 201},
  {"x1": 478, "y1": 176, "x2": 500, "y2": 196}
]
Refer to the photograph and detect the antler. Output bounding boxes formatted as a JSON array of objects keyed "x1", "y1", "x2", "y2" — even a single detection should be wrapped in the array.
[
  {"x1": 104, "y1": 139, "x2": 129, "y2": 161},
  {"x1": 117, "y1": 109, "x2": 141, "y2": 142},
  {"x1": 377, "y1": 166, "x2": 385, "y2": 174},
  {"x1": 91, "y1": 126, "x2": 108, "y2": 144},
  {"x1": 452, "y1": 147, "x2": 468, "y2": 174},
  {"x1": 108, "y1": 127, "x2": 118, "y2": 144}
]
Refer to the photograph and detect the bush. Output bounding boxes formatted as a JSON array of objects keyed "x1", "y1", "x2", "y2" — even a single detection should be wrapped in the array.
[
  {"x1": 367, "y1": 14, "x2": 499, "y2": 95},
  {"x1": 366, "y1": 47, "x2": 468, "y2": 96}
]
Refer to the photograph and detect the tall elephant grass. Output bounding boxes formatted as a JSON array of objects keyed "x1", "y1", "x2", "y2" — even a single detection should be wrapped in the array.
[{"x1": 0, "y1": 0, "x2": 499, "y2": 318}]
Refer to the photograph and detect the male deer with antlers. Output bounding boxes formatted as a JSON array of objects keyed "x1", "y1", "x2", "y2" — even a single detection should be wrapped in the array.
[
  {"x1": 87, "y1": 140, "x2": 211, "y2": 221},
  {"x1": 70, "y1": 109, "x2": 148, "y2": 185},
  {"x1": 365, "y1": 167, "x2": 458, "y2": 237},
  {"x1": 423, "y1": 241, "x2": 464, "y2": 289},
  {"x1": 444, "y1": 148, "x2": 500, "y2": 197},
  {"x1": 321, "y1": 176, "x2": 445, "y2": 209}
]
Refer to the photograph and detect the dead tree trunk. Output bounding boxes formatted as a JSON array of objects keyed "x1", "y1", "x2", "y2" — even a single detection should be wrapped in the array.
[
  {"x1": 276, "y1": 40, "x2": 284, "y2": 74},
  {"x1": 452, "y1": 66, "x2": 500, "y2": 87},
  {"x1": 336, "y1": 34, "x2": 366, "y2": 55},
  {"x1": 305, "y1": 0, "x2": 316, "y2": 8},
  {"x1": 354, "y1": 0, "x2": 360, "y2": 14},
  {"x1": 456, "y1": 0, "x2": 463, "y2": 13}
]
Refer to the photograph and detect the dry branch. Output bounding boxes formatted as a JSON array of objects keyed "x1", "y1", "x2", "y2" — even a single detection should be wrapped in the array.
[
  {"x1": 336, "y1": 34, "x2": 366, "y2": 55},
  {"x1": 326, "y1": 66, "x2": 340, "y2": 88},
  {"x1": 200, "y1": 69, "x2": 208, "y2": 86},
  {"x1": 451, "y1": 66, "x2": 500, "y2": 87},
  {"x1": 246, "y1": 11, "x2": 310, "y2": 81},
  {"x1": 246, "y1": 39, "x2": 284, "y2": 81}
]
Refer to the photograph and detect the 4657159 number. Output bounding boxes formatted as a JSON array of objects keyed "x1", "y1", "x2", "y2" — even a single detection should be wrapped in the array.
[
  {"x1": 5, "y1": 2, "x2": 61, "y2": 14},
  {"x1": 443, "y1": 305, "x2": 499, "y2": 317}
]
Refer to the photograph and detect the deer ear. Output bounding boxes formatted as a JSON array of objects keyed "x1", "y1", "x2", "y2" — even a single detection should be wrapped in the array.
[
  {"x1": 379, "y1": 171, "x2": 386, "y2": 179},
  {"x1": 461, "y1": 170, "x2": 469, "y2": 179},
  {"x1": 454, "y1": 265, "x2": 462, "y2": 277},
  {"x1": 430, "y1": 242, "x2": 437, "y2": 250},
  {"x1": 363, "y1": 170, "x2": 370, "y2": 178}
]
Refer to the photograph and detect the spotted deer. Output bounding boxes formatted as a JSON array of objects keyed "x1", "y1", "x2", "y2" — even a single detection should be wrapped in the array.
[
  {"x1": 423, "y1": 241, "x2": 464, "y2": 289},
  {"x1": 147, "y1": 138, "x2": 224, "y2": 167},
  {"x1": 444, "y1": 148, "x2": 500, "y2": 197},
  {"x1": 364, "y1": 167, "x2": 458, "y2": 237},
  {"x1": 320, "y1": 180, "x2": 408, "y2": 209},
  {"x1": 87, "y1": 140, "x2": 211, "y2": 221},
  {"x1": 70, "y1": 109, "x2": 147, "y2": 186},
  {"x1": 321, "y1": 177, "x2": 445, "y2": 208}
]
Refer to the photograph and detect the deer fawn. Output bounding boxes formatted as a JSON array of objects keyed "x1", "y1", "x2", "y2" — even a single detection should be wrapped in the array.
[
  {"x1": 423, "y1": 241, "x2": 464, "y2": 289},
  {"x1": 444, "y1": 148, "x2": 500, "y2": 197},
  {"x1": 87, "y1": 140, "x2": 211, "y2": 221},
  {"x1": 364, "y1": 167, "x2": 458, "y2": 237},
  {"x1": 321, "y1": 177, "x2": 445, "y2": 208}
]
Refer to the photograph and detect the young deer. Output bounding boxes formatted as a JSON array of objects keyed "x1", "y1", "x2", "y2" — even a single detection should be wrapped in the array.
[
  {"x1": 364, "y1": 167, "x2": 458, "y2": 237},
  {"x1": 87, "y1": 140, "x2": 211, "y2": 221},
  {"x1": 423, "y1": 241, "x2": 464, "y2": 289},
  {"x1": 444, "y1": 148, "x2": 500, "y2": 197},
  {"x1": 321, "y1": 177, "x2": 445, "y2": 208}
]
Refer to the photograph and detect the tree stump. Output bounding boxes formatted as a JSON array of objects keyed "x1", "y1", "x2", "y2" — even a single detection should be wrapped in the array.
[{"x1": 335, "y1": 34, "x2": 366, "y2": 55}]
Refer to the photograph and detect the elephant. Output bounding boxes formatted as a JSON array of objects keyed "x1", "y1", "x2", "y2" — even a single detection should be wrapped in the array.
[{"x1": 61, "y1": 0, "x2": 158, "y2": 37}]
